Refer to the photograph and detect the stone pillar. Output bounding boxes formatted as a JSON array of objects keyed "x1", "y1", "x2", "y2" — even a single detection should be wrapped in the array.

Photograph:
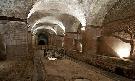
[
  {"x1": 82, "y1": 27, "x2": 99, "y2": 55},
  {"x1": 63, "y1": 34, "x2": 74, "y2": 51}
]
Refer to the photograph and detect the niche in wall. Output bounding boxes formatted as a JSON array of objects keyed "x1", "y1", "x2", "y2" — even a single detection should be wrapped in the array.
[{"x1": 0, "y1": 36, "x2": 6, "y2": 61}]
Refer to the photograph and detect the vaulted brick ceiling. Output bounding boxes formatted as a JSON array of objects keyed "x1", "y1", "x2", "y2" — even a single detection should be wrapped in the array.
[{"x1": 0, "y1": 0, "x2": 135, "y2": 33}]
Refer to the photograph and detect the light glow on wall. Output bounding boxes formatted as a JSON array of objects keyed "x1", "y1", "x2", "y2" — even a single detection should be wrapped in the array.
[
  {"x1": 116, "y1": 46, "x2": 130, "y2": 58},
  {"x1": 79, "y1": 43, "x2": 82, "y2": 52}
]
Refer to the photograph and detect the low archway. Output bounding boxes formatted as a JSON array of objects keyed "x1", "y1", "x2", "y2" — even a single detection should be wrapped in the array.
[{"x1": 38, "y1": 33, "x2": 49, "y2": 45}]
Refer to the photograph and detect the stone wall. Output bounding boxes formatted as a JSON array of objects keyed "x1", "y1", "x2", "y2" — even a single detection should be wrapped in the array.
[
  {"x1": 102, "y1": 17, "x2": 135, "y2": 57},
  {"x1": 97, "y1": 36, "x2": 117, "y2": 57},
  {"x1": 66, "y1": 17, "x2": 135, "y2": 80},
  {"x1": 0, "y1": 34, "x2": 6, "y2": 60},
  {"x1": 0, "y1": 21, "x2": 28, "y2": 60},
  {"x1": 97, "y1": 36, "x2": 131, "y2": 57},
  {"x1": 3, "y1": 21, "x2": 27, "y2": 45}
]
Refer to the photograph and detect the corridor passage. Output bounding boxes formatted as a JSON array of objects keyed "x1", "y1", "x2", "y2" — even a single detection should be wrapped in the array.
[
  {"x1": 0, "y1": 49, "x2": 134, "y2": 81},
  {"x1": 32, "y1": 50, "x2": 134, "y2": 81},
  {"x1": 1, "y1": 0, "x2": 135, "y2": 81}
]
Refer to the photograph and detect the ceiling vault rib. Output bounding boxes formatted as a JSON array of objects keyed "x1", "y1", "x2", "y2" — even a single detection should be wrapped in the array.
[{"x1": 0, "y1": 16, "x2": 27, "y2": 23}]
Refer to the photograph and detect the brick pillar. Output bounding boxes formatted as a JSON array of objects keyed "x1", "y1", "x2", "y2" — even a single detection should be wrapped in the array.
[
  {"x1": 63, "y1": 34, "x2": 74, "y2": 51},
  {"x1": 82, "y1": 27, "x2": 99, "y2": 55}
]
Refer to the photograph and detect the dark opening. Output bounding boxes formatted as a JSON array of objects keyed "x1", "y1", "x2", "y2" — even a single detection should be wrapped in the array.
[
  {"x1": 115, "y1": 67, "x2": 124, "y2": 76},
  {"x1": 38, "y1": 40, "x2": 45, "y2": 45},
  {"x1": 0, "y1": 51, "x2": 6, "y2": 61},
  {"x1": 38, "y1": 33, "x2": 48, "y2": 45}
]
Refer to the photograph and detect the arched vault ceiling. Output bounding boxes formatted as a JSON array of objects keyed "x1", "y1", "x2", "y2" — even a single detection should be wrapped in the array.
[
  {"x1": 28, "y1": 13, "x2": 81, "y2": 32},
  {"x1": 33, "y1": 26, "x2": 57, "y2": 35},
  {"x1": 31, "y1": 23, "x2": 64, "y2": 35},
  {"x1": 57, "y1": 14, "x2": 80, "y2": 32},
  {"x1": 0, "y1": 0, "x2": 135, "y2": 26},
  {"x1": 31, "y1": 16, "x2": 65, "y2": 32},
  {"x1": 27, "y1": 11, "x2": 53, "y2": 25},
  {"x1": 103, "y1": 0, "x2": 135, "y2": 25},
  {"x1": 28, "y1": 0, "x2": 86, "y2": 26}
]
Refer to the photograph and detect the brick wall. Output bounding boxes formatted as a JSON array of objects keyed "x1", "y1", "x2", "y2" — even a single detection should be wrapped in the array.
[
  {"x1": 3, "y1": 21, "x2": 27, "y2": 45},
  {"x1": 66, "y1": 17, "x2": 135, "y2": 79},
  {"x1": 0, "y1": 21, "x2": 28, "y2": 60},
  {"x1": 97, "y1": 36, "x2": 131, "y2": 57}
]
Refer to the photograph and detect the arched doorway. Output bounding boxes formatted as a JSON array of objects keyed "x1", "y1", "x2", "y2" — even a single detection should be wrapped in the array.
[{"x1": 38, "y1": 33, "x2": 49, "y2": 45}]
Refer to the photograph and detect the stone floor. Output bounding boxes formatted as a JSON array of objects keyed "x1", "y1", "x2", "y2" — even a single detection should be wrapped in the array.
[
  {"x1": 42, "y1": 56, "x2": 134, "y2": 81},
  {"x1": 0, "y1": 59, "x2": 34, "y2": 81},
  {"x1": 0, "y1": 50, "x2": 134, "y2": 81}
]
